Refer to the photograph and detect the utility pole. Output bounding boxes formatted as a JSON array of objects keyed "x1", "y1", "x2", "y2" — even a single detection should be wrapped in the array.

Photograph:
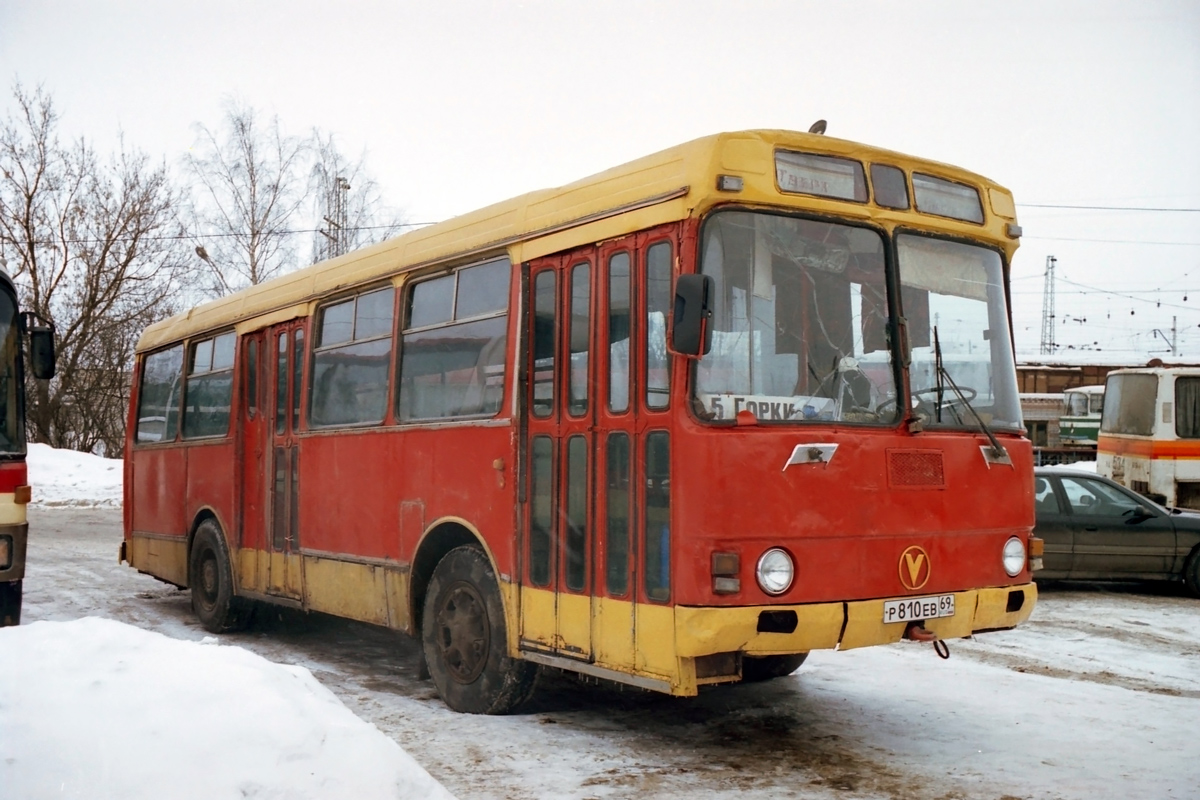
[
  {"x1": 318, "y1": 176, "x2": 350, "y2": 260},
  {"x1": 1040, "y1": 255, "x2": 1056, "y2": 355},
  {"x1": 1153, "y1": 316, "x2": 1179, "y2": 358}
]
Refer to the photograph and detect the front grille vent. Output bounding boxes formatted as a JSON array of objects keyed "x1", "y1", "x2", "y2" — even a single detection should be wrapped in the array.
[{"x1": 887, "y1": 449, "x2": 945, "y2": 489}]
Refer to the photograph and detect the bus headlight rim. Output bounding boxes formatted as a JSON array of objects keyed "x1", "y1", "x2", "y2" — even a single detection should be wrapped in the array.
[
  {"x1": 756, "y1": 547, "x2": 795, "y2": 595},
  {"x1": 1002, "y1": 536, "x2": 1026, "y2": 577}
]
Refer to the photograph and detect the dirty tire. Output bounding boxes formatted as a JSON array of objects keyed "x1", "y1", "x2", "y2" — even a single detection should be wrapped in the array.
[
  {"x1": 422, "y1": 545, "x2": 537, "y2": 714},
  {"x1": 742, "y1": 653, "x2": 808, "y2": 682},
  {"x1": 1184, "y1": 548, "x2": 1200, "y2": 598},
  {"x1": 0, "y1": 579, "x2": 21, "y2": 627},
  {"x1": 189, "y1": 519, "x2": 250, "y2": 633}
]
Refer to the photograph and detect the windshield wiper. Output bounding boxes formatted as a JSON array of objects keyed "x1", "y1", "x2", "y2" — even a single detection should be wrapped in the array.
[{"x1": 933, "y1": 327, "x2": 1008, "y2": 462}]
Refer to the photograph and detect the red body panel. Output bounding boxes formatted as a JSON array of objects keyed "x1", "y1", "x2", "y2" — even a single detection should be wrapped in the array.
[
  {"x1": 298, "y1": 424, "x2": 517, "y2": 572},
  {"x1": 129, "y1": 447, "x2": 188, "y2": 536},
  {"x1": 0, "y1": 462, "x2": 27, "y2": 493},
  {"x1": 186, "y1": 442, "x2": 236, "y2": 534},
  {"x1": 671, "y1": 422, "x2": 1033, "y2": 605}
]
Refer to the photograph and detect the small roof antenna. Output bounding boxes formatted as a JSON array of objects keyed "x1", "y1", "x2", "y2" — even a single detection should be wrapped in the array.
[{"x1": 808, "y1": 119, "x2": 827, "y2": 135}]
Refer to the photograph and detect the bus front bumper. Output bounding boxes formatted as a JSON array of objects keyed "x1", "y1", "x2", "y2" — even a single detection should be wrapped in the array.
[
  {"x1": 0, "y1": 522, "x2": 28, "y2": 583},
  {"x1": 675, "y1": 583, "x2": 1037, "y2": 660}
]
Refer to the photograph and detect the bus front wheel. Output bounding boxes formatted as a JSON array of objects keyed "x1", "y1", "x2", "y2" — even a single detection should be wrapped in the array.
[
  {"x1": 742, "y1": 653, "x2": 808, "y2": 682},
  {"x1": 421, "y1": 545, "x2": 537, "y2": 714},
  {"x1": 189, "y1": 520, "x2": 250, "y2": 634}
]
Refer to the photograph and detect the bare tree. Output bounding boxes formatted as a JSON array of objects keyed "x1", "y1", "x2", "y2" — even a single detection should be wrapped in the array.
[
  {"x1": 0, "y1": 83, "x2": 192, "y2": 453},
  {"x1": 184, "y1": 101, "x2": 307, "y2": 294},
  {"x1": 309, "y1": 131, "x2": 406, "y2": 264}
]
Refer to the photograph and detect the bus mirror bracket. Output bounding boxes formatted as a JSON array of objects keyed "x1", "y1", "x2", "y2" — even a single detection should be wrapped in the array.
[
  {"x1": 670, "y1": 274, "x2": 714, "y2": 358},
  {"x1": 21, "y1": 312, "x2": 56, "y2": 380}
]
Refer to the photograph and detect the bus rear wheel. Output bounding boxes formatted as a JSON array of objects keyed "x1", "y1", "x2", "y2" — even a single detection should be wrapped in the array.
[
  {"x1": 189, "y1": 520, "x2": 250, "y2": 634},
  {"x1": 742, "y1": 653, "x2": 808, "y2": 682},
  {"x1": 421, "y1": 545, "x2": 537, "y2": 714},
  {"x1": 0, "y1": 579, "x2": 21, "y2": 627}
]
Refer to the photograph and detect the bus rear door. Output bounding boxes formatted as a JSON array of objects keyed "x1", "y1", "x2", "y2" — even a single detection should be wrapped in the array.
[{"x1": 266, "y1": 321, "x2": 305, "y2": 600}]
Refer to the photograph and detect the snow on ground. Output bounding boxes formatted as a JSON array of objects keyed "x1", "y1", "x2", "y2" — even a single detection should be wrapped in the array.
[
  {"x1": 0, "y1": 617, "x2": 456, "y2": 800},
  {"x1": 27, "y1": 443, "x2": 122, "y2": 508}
]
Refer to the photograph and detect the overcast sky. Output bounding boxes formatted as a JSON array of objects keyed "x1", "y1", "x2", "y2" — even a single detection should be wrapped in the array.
[{"x1": 2, "y1": 0, "x2": 1197, "y2": 362}]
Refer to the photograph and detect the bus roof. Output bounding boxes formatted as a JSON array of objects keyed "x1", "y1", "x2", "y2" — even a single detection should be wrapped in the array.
[{"x1": 138, "y1": 129, "x2": 1018, "y2": 353}]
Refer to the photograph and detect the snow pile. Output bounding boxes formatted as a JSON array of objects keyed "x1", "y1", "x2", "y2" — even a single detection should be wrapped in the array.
[
  {"x1": 26, "y1": 443, "x2": 122, "y2": 508},
  {"x1": 0, "y1": 617, "x2": 457, "y2": 800}
]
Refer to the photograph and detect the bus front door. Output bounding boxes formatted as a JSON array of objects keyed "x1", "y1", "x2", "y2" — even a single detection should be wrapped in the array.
[
  {"x1": 522, "y1": 250, "x2": 596, "y2": 660},
  {"x1": 520, "y1": 228, "x2": 677, "y2": 680},
  {"x1": 266, "y1": 321, "x2": 305, "y2": 600}
]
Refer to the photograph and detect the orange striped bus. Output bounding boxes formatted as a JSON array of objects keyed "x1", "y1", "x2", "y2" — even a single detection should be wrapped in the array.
[{"x1": 1099, "y1": 366, "x2": 1200, "y2": 508}]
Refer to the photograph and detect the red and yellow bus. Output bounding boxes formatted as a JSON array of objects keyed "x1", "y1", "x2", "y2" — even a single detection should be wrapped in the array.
[
  {"x1": 0, "y1": 264, "x2": 56, "y2": 627},
  {"x1": 123, "y1": 129, "x2": 1039, "y2": 713}
]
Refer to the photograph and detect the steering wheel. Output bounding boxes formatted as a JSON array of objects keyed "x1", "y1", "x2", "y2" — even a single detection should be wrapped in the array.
[{"x1": 876, "y1": 385, "x2": 978, "y2": 417}]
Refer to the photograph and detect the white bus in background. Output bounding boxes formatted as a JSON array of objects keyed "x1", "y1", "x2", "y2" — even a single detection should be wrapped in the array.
[
  {"x1": 1059, "y1": 384, "x2": 1104, "y2": 446},
  {"x1": 1098, "y1": 367, "x2": 1200, "y2": 509}
]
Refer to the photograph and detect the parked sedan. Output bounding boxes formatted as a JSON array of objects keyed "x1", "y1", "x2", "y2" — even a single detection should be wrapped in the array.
[{"x1": 1034, "y1": 466, "x2": 1200, "y2": 595}]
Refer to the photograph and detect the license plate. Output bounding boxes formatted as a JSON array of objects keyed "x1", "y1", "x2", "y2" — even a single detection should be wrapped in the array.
[{"x1": 883, "y1": 594, "x2": 955, "y2": 624}]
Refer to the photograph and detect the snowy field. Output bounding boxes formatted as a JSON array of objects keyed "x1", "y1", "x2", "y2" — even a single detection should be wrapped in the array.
[
  {"x1": 5, "y1": 448, "x2": 1200, "y2": 799},
  {"x1": 4, "y1": 447, "x2": 454, "y2": 800}
]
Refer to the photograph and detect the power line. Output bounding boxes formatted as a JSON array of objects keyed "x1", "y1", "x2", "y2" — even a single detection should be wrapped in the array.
[
  {"x1": 3, "y1": 221, "x2": 439, "y2": 249},
  {"x1": 1022, "y1": 235, "x2": 1200, "y2": 246},
  {"x1": 1019, "y1": 203, "x2": 1200, "y2": 213}
]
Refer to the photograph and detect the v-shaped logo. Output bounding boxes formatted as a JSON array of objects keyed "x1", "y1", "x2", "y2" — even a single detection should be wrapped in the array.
[{"x1": 898, "y1": 545, "x2": 931, "y2": 591}]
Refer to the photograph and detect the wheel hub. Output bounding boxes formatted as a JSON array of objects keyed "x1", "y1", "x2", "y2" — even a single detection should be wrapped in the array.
[{"x1": 434, "y1": 580, "x2": 490, "y2": 684}]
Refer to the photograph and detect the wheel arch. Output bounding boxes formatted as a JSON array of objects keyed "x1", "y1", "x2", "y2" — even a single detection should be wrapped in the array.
[{"x1": 409, "y1": 516, "x2": 504, "y2": 638}]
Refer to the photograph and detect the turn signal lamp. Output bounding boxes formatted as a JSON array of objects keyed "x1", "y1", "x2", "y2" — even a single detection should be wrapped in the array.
[
  {"x1": 14, "y1": 485, "x2": 30, "y2": 505},
  {"x1": 0, "y1": 535, "x2": 10, "y2": 570},
  {"x1": 712, "y1": 551, "x2": 740, "y2": 594}
]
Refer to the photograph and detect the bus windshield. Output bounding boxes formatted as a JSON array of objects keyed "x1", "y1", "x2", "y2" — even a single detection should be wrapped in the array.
[
  {"x1": 897, "y1": 234, "x2": 1022, "y2": 431},
  {"x1": 0, "y1": 288, "x2": 25, "y2": 455},
  {"x1": 694, "y1": 210, "x2": 898, "y2": 424}
]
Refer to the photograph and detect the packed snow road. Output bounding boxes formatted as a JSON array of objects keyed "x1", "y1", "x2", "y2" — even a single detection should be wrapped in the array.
[{"x1": 21, "y1": 508, "x2": 1200, "y2": 800}]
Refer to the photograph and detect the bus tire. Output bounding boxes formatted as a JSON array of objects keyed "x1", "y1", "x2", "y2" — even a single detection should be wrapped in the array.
[
  {"x1": 1184, "y1": 549, "x2": 1200, "y2": 598},
  {"x1": 0, "y1": 579, "x2": 21, "y2": 627},
  {"x1": 421, "y1": 545, "x2": 537, "y2": 714},
  {"x1": 742, "y1": 653, "x2": 808, "y2": 682},
  {"x1": 189, "y1": 520, "x2": 249, "y2": 634}
]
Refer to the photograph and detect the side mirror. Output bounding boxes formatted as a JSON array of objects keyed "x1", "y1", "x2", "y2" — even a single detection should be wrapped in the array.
[
  {"x1": 671, "y1": 274, "x2": 714, "y2": 357},
  {"x1": 29, "y1": 325, "x2": 56, "y2": 380}
]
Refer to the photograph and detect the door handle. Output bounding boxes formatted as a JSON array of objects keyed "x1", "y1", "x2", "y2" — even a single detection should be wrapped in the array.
[{"x1": 1084, "y1": 526, "x2": 1098, "y2": 531}]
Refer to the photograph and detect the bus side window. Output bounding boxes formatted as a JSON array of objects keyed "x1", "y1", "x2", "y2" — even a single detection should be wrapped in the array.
[
  {"x1": 645, "y1": 243, "x2": 671, "y2": 410},
  {"x1": 276, "y1": 334, "x2": 287, "y2": 435},
  {"x1": 136, "y1": 344, "x2": 184, "y2": 443},
  {"x1": 399, "y1": 259, "x2": 511, "y2": 421},
  {"x1": 607, "y1": 252, "x2": 631, "y2": 414},
  {"x1": 182, "y1": 331, "x2": 235, "y2": 439},
  {"x1": 311, "y1": 288, "x2": 394, "y2": 427},
  {"x1": 568, "y1": 262, "x2": 590, "y2": 417},
  {"x1": 246, "y1": 338, "x2": 258, "y2": 418},
  {"x1": 531, "y1": 270, "x2": 556, "y2": 418},
  {"x1": 644, "y1": 430, "x2": 670, "y2": 602}
]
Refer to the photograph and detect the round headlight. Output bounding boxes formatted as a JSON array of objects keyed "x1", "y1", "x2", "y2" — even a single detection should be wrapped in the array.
[
  {"x1": 756, "y1": 548, "x2": 795, "y2": 595},
  {"x1": 1002, "y1": 536, "x2": 1026, "y2": 577}
]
